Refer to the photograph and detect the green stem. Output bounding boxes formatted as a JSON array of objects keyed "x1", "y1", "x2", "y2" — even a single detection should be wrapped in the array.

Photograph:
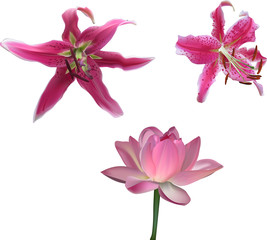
[{"x1": 150, "y1": 189, "x2": 160, "y2": 240}]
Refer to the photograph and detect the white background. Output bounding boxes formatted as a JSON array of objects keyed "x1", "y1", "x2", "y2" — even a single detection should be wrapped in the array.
[{"x1": 0, "y1": 0, "x2": 266, "y2": 239}]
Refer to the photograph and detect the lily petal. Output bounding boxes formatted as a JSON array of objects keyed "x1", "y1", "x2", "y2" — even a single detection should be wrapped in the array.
[
  {"x1": 158, "y1": 182, "x2": 190, "y2": 205},
  {"x1": 34, "y1": 67, "x2": 74, "y2": 121},
  {"x1": 139, "y1": 127, "x2": 163, "y2": 148},
  {"x1": 62, "y1": 8, "x2": 81, "y2": 43},
  {"x1": 77, "y1": 7, "x2": 95, "y2": 24},
  {"x1": 115, "y1": 137, "x2": 142, "y2": 171},
  {"x1": 211, "y1": 1, "x2": 234, "y2": 41},
  {"x1": 171, "y1": 159, "x2": 223, "y2": 186},
  {"x1": 76, "y1": 57, "x2": 123, "y2": 117},
  {"x1": 126, "y1": 176, "x2": 158, "y2": 194},
  {"x1": 176, "y1": 35, "x2": 221, "y2": 64},
  {"x1": 238, "y1": 47, "x2": 267, "y2": 65},
  {"x1": 1, "y1": 39, "x2": 72, "y2": 67},
  {"x1": 78, "y1": 19, "x2": 135, "y2": 54},
  {"x1": 181, "y1": 137, "x2": 201, "y2": 171},
  {"x1": 93, "y1": 51, "x2": 154, "y2": 70},
  {"x1": 253, "y1": 81, "x2": 263, "y2": 96},
  {"x1": 197, "y1": 61, "x2": 221, "y2": 102},
  {"x1": 223, "y1": 16, "x2": 259, "y2": 48},
  {"x1": 102, "y1": 166, "x2": 143, "y2": 183}
]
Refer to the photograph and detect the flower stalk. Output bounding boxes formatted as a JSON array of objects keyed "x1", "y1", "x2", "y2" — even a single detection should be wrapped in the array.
[{"x1": 150, "y1": 189, "x2": 160, "y2": 240}]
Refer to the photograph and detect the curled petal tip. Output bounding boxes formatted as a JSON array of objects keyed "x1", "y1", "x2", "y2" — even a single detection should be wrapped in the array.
[
  {"x1": 239, "y1": 11, "x2": 249, "y2": 17},
  {"x1": 77, "y1": 7, "x2": 95, "y2": 24},
  {"x1": 221, "y1": 1, "x2": 235, "y2": 11}
]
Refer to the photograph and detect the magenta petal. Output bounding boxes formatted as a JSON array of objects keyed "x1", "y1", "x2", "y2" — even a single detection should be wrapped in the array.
[
  {"x1": 77, "y1": 7, "x2": 95, "y2": 24},
  {"x1": 1, "y1": 39, "x2": 72, "y2": 67},
  {"x1": 211, "y1": 1, "x2": 234, "y2": 41},
  {"x1": 102, "y1": 166, "x2": 143, "y2": 183},
  {"x1": 126, "y1": 176, "x2": 158, "y2": 194},
  {"x1": 77, "y1": 57, "x2": 123, "y2": 117},
  {"x1": 238, "y1": 47, "x2": 267, "y2": 64},
  {"x1": 197, "y1": 61, "x2": 221, "y2": 103},
  {"x1": 176, "y1": 35, "x2": 221, "y2": 64},
  {"x1": 139, "y1": 127, "x2": 163, "y2": 148},
  {"x1": 158, "y1": 182, "x2": 190, "y2": 205},
  {"x1": 171, "y1": 159, "x2": 223, "y2": 186},
  {"x1": 181, "y1": 137, "x2": 201, "y2": 171},
  {"x1": 78, "y1": 19, "x2": 135, "y2": 54},
  {"x1": 223, "y1": 16, "x2": 259, "y2": 48},
  {"x1": 115, "y1": 137, "x2": 142, "y2": 170},
  {"x1": 34, "y1": 67, "x2": 74, "y2": 121},
  {"x1": 93, "y1": 51, "x2": 154, "y2": 70},
  {"x1": 62, "y1": 8, "x2": 81, "y2": 43}
]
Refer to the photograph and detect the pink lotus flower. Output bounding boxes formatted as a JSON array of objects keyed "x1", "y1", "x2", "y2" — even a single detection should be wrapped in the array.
[
  {"x1": 1, "y1": 7, "x2": 153, "y2": 120},
  {"x1": 176, "y1": 1, "x2": 266, "y2": 102},
  {"x1": 102, "y1": 126, "x2": 222, "y2": 205}
]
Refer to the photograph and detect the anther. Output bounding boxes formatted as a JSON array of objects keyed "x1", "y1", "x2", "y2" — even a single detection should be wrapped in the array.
[
  {"x1": 247, "y1": 74, "x2": 261, "y2": 80},
  {"x1": 239, "y1": 81, "x2": 252, "y2": 85},
  {"x1": 225, "y1": 73, "x2": 229, "y2": 85},
  {"x1": 231, "y1": 48, "x2": 235, "y2": 56},
  {"x1": 70, "y1": 48, "x2": 80, "y2": 72},
  {"x1": 252, "y1": 45, "x2": 258, "y2": 61},
  {"x1": 65, "y1": 59, "x2": 74, "y2": 80},
  {"x1": 71, "y1": 72, "x2": 90, "y2": 82},
  {"x1": 257, "y1": 59, "x2": 263, "y2": 74}
]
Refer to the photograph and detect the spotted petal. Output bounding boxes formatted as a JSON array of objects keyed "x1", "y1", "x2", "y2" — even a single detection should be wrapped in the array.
[
  {"x1": 197, "y1": 61, "x2": 221, "y2": 102},
  {"x1": 223, "y1": 15, "x2": 259, "y2": 49},
  {"x1": 176, "y1": 35, "x2": 221, "y2": 64},
  {"x1": 93, "y1": 51, "x2": 154, "y2": 70},
  {"x1": 211, "y1": 1, "x2": 234, "y2": 41},
  {"x1": 76, "y1": 57, "x2": 123, "y2": 117},
  {"x1": 34, "y1": 67, "x2": 74, "y2": 121},
  {"x1": 1, "y1": 39, "x2": 72, "y2": 67}
]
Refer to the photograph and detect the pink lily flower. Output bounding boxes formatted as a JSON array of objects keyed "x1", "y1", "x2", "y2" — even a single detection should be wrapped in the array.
[
  {"x1": 1, "y1": 7, "x2": 153, "y2": 120},
  {"x1": 102, "y1": 126, "x2": 222, "y2": 205},
  {"x1": 176, "y1": 1, "x2": 266, "y2": 102}
]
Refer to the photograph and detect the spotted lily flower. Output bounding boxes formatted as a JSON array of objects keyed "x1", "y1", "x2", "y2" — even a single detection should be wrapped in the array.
[
  {"x1": 1, "y1": 7, "x2": 153, "y2": 120},
  {"x1": 176, "y1": 1, "x2": 266, "y2": 102}
]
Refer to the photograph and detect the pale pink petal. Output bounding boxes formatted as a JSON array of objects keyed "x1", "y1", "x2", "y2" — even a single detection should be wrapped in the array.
[
  {"x1": 253, "y1": 81, "x2": 263, "y2": 96},
  {"x1": 115, "y1": 138, "x2": 142, "y2": 171},
  {"x1": 197, "y1": 61, "x2": 221, "y2": 103},
  {"x1": 62, "y1": 8, "x2": 81, "y2": 43},
  {"x1": 77, "y1": 57, "x2": 123, "y2": 117},
  {"x1": 77, "y1": 7, "x2": 95, "y2": 24},
  {"x1": 211, "y1": 1, "x2": 234, "y2": 41},
  {"x1": 176, "y1": 35, "x2": 221, "y2": 64},
  {"x1": 34, "y1": 67, "x2": 74, "y2": 121},
  {"x1": 93, "y1": 51, "x2": 154, "y2": 70},
  {"x1": 160, "y1": 126, "x2": 180, "y2": 141},
  {"x1": 1, "y1": 39, "x2": 72, "y2": 67},
  {"x1": 139, "y1": 127, "x2": 163, "y2": 148},
  {"x1": 152, "y1": 139, "x2": 180, "y2": 182},
  {"x1": 223, "y1": 16, "x2": 259, "y2": 48},
  {"x1": 102, "y1": 166, "x2": 143, "y2": 183},
  {"x1": 158, "y1": 182, "x2": 190, "y2": 205},
  {"x1": 181, "y1": 137, "x2": 201, "y2": 171},
  {"x1": 140, "y1": 138, "x2": 157, "y2": 179},
  {"x1": 78, "y1": 19, "x2": 135, "y2": 54},
  {"x1": 171, "y1": 159, "x2": 223, "y2": 186},
  {"x1": 126, "y1": 176, "x2": 158, "y2": 194}
]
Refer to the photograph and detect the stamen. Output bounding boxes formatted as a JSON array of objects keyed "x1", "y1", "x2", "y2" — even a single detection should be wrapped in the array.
[
  {"x1": 231, "y1": 48, "x2": 235, "y2": 56},
  {"x1": 257, "y1": 59, "x2": 263, "y2": 74},
  {"x1": 252, "y1": 45, "x2": 258, "y2": 61},
  {"x1": 71, "y1": 72, "x2": 90, "y2": 82},
  {"x1": 239, "y1": 81, "x2": 252, "y2": 85},
  {"x1": 247, "y1": 75, "x2": 261, "y2": 80},
  {"x1": 65, "y1": 59, "x2": 74, "y2": 80},
  {"x1": 222, "y1": 56, "x2": 227, "y2": 69},
  {"x1": 225, "y1": 73, "x2": 229, "y2": 85},
  {"x1": 70, "y1": 48, "x2": 80, "y2": 72}
]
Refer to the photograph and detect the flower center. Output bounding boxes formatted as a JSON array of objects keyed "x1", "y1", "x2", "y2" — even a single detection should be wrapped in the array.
[{"x1": 219, "y1": 45, "x2": 262, "y2": 84}]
